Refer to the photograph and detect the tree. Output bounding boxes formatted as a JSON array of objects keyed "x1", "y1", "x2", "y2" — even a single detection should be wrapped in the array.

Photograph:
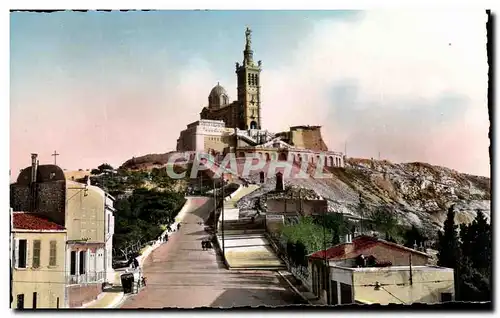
[
  {"x1": 331, "y1": 225, "x2": 340, "y2": 246},
  {"x1": 456, "y1": 255, "x2": 491, "y2": 302},
  {"x1": 437, "y1": 205, "x2": 460, "y2": 269},
  {"x1": 456, "y1": 210, "x2": 492, "y2": 302},
  {"x1": 98, "y1": 163, "x2": 114, "y2": 171},
  {"x1": 281, "y1": 217, "x2": 325, "y2": 258},
  {"x1": 404, "y1": 225, "x2": 426, "y2": 248},
  {"x1": 385, "y1": 232, "x2": 397, "y2": 243},
  {"x1": 469, "y1": 210, "x2": 491, "y2": 273},
  {"x1": 370, "y1": 206, "x2": 398, "y2": 238}
]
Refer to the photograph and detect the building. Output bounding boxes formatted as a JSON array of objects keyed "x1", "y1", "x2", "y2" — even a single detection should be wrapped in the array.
[
  {"x1": 176, "y1": 28, "x2": 344, "y2": 168},
  {"x1": 329, "y1": 265, "x2": 455, "y2": 305},
  {"x1": 306, "y1": 235, "x2": 454, "y2": 305},
  {"x1": 10, "y1": 154, "x2": 115, "y2": 308},
  {"x1": 11, "y1": 211, "x2": 67, "y2": 309},
  {"x1": 64, "y1": 180, "x2": 115, "y2": 307},
  {"x1": 104, "y1": 191, "x2": 116, "y2": 283}
]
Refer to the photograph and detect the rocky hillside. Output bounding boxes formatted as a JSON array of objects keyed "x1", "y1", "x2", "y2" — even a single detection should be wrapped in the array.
[
  {"x1": 121, "y1": 152, "x2": 178, "y2": 170},
  {"x1": 119, "y1": 152, "x2": 490, "y2": 237},
  {"x1": 238, "y1": 157, "x2": 490, "y2": 237}
]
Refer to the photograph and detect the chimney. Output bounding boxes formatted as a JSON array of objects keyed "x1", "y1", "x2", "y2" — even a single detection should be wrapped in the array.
[
  {"x1": 343, "y1": 234, "x2": 354, "y2": 255},
  {"x1": 30, "y1": 153, "x2": 38, "y2": 183}
]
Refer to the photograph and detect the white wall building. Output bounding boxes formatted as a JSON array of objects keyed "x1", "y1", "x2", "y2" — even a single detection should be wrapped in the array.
[{"x1": 104, "y1": 193, "x2": 115, "y2": 283}]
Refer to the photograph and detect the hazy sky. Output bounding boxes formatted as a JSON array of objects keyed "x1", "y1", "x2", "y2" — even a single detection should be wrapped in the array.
[{"x1": 10, "y1": 10, "x2": 489, "y2": 179}]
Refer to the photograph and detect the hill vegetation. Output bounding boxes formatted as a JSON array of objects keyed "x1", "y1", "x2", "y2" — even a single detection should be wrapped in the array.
[{"x1": 83, "y1": 163, "x2": 188, "y2": 259}]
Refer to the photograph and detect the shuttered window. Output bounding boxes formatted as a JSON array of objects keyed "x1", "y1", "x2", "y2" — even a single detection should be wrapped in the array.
[
  {"x1": 70, "y1": 251, "x2": 76, "y2": 275},
  {"x1": 16, "y1": 239, "x2": 27, "y2": 269},
  {"x1": 79, "y1": 251, "x2": 86, "y2": 274},
  {"x1": 32, "y1": 240, "x2": 41, "y2": 269},
  {"x1": 49, "y1": 241, "x2": 57, "y2": 266}
]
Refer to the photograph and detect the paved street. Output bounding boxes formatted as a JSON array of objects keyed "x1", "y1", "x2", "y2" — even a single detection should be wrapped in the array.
[{"x1": 120, "y1": 197, "x2": 305, "y2": 308}]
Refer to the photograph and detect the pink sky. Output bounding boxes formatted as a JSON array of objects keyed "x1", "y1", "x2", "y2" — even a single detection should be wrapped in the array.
[{"x1": 10, "y1": 11, "x2": 490, "y2": 181}]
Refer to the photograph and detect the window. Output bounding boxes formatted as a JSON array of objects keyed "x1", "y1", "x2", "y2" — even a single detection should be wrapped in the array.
[
  {"x1": 107, "y1": 214, "x2": 110, "y2": 235},
  {"x1": 441, "y1": 293, "x2": 453, "y2": 302},
  {"x1": 16, "y1": 239, "x2": 27, "y2": 269},
  {"x1": 79, "y1": 251, "x2": 86, "y2": 274},
  {"x1": 32, "y1": 240, "x2": 41, "y2": 269},
  {"x1": 17, "y1": 294, "x2": 24, "y2": 309},
  {"x1": 49, "y1": 241, "x2": 57, "y2": 266},
  {"x1": 70, "y1": 251, "x2": 76, "y2": 275},
  {"x1": 56, "y1": 297, "x2": 59, "y2": 309},
  {"x1": 32, "y1": 292, "x2": 37, "y2": 309}
]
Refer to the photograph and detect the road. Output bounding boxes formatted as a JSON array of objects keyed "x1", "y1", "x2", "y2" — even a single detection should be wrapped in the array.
[{"x1": 120, "y1": 197, "x2": 305, "y2": 308}]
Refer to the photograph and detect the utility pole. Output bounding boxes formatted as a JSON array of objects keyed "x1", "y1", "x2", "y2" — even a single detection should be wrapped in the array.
[
  {"x1": 409, "y1": 253, "x2": 413, "y2": 286},
  {"x1": 52, "y1": 150, "x2": 60, "y2": 165},
  {"x1": 359, "y1": 193, "x2": 363, "y2": 235},
  {"x1": 200, "y1": 171, "x2": 203, "y2": 195},
  {"x1": 213, "y1": 178, "x2": 217, "y2": 231},
  {"x1": 221, "y1": 177, "x2": 226, "y2": 264},
  {"x1": 322, "y1": 205, "x2": 330, "y2": 305}
]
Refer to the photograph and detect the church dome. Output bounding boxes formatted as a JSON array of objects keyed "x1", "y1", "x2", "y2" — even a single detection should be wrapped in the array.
[{"x1": 208, "y1": 83, "x2": 229, "y2": 109}]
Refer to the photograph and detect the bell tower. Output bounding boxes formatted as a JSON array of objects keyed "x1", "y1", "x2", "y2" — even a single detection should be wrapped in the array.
[{"x1": 236, "y1": 27, "x2": 262, "y2": 130}]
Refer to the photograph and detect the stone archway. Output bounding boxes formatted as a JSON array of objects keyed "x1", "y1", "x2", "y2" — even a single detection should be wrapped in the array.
[
  {"x1": 265, "y1": 153, "x2": 271, "y2": 161},
  {"x1": 258, "y1": 152, "x2": 263, "y2": 159},
  {"x1": 329, "y1": 157, "x2": 334, "y2": 167},
  {"x1": 250, "y1": 121, "x2": 258, "y2": 129},
  {"x1": 238, "y1": 152, "x2": 245, "y2": 158},
  {"x1": 279, "y1": 152, "x2": 287, "y2": 161}
]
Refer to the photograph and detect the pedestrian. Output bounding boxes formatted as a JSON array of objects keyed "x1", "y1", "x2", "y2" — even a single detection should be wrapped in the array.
[{"x1": 133, "y1": 258, "x2": 139, "y2": 269}]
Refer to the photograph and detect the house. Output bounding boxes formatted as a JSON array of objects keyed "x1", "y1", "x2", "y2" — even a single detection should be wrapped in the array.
[
  {"x1": 329, "y1": 265, "x2": 454, "y2": 305},
  {"x1": 307, "y1": 235, "x2": 453, "y2": 305},
  {"x1": 11, "y1": 211, "x2": 67, "y2": 309},
  {"x1": 64, "y1": 180, "x2": 116, "y2": 307},
  {"x1": 10, "y1": 154, "x2": 116, "y2": 308},
  {"x1": 104, "y1": 192, "x2": 115, "y2": 283}
]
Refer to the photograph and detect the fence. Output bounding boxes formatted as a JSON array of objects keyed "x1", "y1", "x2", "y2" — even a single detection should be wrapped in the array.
[
  {"x1": 66, "y1": 271, "x2": 105, "y2": 285},
  {"x1": 267, "y1": 232, "x2": 312, "y2": 291}
]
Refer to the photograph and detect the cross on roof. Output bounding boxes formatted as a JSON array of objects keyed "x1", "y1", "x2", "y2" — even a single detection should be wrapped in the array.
[{"x1": 52, "y1": 150, "x2": 60, "y2": 165}]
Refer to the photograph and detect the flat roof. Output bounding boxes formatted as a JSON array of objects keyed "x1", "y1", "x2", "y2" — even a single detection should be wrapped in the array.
[{"x1": 331, "y1": 265, "x2": 454, "y2": 272}]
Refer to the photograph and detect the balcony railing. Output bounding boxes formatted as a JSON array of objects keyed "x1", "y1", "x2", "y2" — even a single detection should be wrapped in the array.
[{"x1": 66, "y1": 271, "x2": 105, "y2": 285}]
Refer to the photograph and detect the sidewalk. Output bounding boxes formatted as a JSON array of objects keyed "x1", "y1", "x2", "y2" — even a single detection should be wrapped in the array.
[
  {"x1": 278, "y1": 270, "x2": 325, "y2": 306},
  {"x1": 81, "y1": 271, "x2": 124, "y2": 309}
]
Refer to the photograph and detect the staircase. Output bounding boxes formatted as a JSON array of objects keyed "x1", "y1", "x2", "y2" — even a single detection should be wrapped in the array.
[
  {"x1": 221, "y1": 230, "x2": 286, "y2": 270},
  {"x1": 216, "y1": 184, "x2": 286, "y2": 270}
]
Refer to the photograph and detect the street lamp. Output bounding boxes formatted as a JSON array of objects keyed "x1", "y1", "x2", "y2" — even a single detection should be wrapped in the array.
[
  {"x1": 221, "y1": 177, "x2": 226, "y2": 259},
  {"x1": 213, "y1": 177, "x2": 217, "y2": 231},
  {"x1": 322, "y1": 205, "x2": 329, "y2": 304}
]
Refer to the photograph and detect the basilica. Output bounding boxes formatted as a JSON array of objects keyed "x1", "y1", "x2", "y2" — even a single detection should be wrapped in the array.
[{"x1": 176, "y1": 27, "x2": 344, "y2": 168}]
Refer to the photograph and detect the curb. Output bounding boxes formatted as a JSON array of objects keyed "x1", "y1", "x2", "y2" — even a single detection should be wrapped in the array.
[{"x1": 277, "y1": 270, "x2": 312, "y2": 305}]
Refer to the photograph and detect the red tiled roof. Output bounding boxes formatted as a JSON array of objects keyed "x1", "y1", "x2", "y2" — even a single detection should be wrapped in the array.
[
  {"x1": 12, "y1": 212, "x2": 65, "y2": 231},
  {"x1": 308, "y1": 235, "x2": 429, "y2": 260}
]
